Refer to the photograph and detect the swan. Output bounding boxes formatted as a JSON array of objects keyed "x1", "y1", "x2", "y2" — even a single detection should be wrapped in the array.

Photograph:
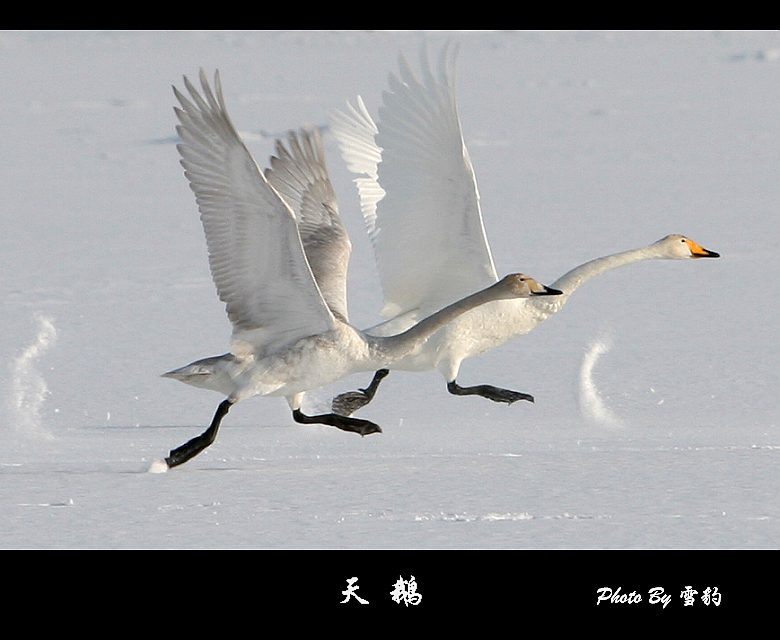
[
  {"x1": 157, "y1": 69, "x2": 562, "y2": 469},
  {"x1": 328, "y1": 44, "x2": 720, "y2": 416}
]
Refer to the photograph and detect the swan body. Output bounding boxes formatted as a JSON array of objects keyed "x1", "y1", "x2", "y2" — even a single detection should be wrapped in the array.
[
  {"x1": 360, "y1": 234, "x2": 719, "y2": 379},
  {"x1": 165, "y1": 276, "x2": 557, "y2": 401},
  {"x1": 329, "y1": 45, "x2": 720, "y2": 413},
  {"x1": 159, "y1": 69, "x2": 561, "y2": 469}
]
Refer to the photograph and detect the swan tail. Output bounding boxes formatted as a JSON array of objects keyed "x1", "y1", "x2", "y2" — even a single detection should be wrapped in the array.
[{"x1": 161, "y1": 353, "x2": 235, "y2": 394}]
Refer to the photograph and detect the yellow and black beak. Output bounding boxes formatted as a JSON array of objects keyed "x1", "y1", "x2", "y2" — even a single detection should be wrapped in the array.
[
  {"x1": 532, "y1": 285, "x2": 564, "y2": 296},
  {"x1": 687, "y1": 239, "x2": 720, "y2": 258}
]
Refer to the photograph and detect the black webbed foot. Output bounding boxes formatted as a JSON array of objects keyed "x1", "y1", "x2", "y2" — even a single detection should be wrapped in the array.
[
  {"x1": 293, "y1": 408, "x2": 382, "y2": 436},
  {"x1": 447, "y1": 380, "x2": 534, "y2": 405},
  {"x1": 331, "y1": 369, "x2": 390, "y2": 416},
  {"x1": 164, "y1": 398, "x2": 233, "y2": 469}
]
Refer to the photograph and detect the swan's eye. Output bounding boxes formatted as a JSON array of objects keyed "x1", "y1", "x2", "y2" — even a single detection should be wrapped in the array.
[{"x1": 680, "y1": 238, "x2": 686, "y2": 243}]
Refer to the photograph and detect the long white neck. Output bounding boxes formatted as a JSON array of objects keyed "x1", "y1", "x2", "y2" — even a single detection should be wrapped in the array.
[
  {"x1": 530, "y1": 244, "x2": 664, "y2": 316},
  {"x1": 366, "y1": 279, "x2": 515, "y2": 361}
]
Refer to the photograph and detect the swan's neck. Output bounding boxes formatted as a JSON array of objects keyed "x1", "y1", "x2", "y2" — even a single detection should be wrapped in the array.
[
  {"x1": 367, "y1": 280, "x2": 510, "y2": 360},
  {"x1": 548, "y1": 245, "x2": 663, "y2": 300}
]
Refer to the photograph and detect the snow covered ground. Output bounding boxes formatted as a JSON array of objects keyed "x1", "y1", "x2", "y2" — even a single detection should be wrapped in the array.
[{"x1": 1, "y1": 31, "x2": 777, "y2": 564}]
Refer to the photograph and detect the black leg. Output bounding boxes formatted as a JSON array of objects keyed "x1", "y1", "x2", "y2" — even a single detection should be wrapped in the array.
[
  {"x1": 293, "y1": 408, "x2": 382, "y2": 436},
  {"x1": 165, "y1": 399, "x2": 233, "y2": 469},
  {"x1": 447, "y1": 380, "x2": 534, "y2": 404},
  {"x1": 330, "y1": 369, "x2": 390, "y2": 416}
]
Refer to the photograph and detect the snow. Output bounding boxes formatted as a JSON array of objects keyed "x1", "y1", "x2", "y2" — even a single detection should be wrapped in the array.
[
  {"x1": 579, "y1": 335, "x2": 622, "y2": 427},
  {"x1": 1, "y1": 30, "x2": 778, "y2": 557}
]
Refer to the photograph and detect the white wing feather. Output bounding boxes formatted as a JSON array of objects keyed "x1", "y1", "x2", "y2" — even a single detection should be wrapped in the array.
[
  {"x1": 264, "y1": 127, "x2": 352, "y2": 323},
  {"x1": 329, "y1": 96, "x2": 386, "y2": 238},
  {"x1": 173, "y1": 69, "x2": 336, "y2": 355},
  {"x1": 330, "y1": 43, "x2": 498, "y2": 319}
]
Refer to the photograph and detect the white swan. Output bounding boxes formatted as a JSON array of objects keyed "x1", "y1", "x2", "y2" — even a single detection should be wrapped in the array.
[
  {"x1": 158, "y1": 69, "x2": 562, "y2": 469},
  {"x1": 328, "y1": 44, "x2": 720, "y2": 415}
]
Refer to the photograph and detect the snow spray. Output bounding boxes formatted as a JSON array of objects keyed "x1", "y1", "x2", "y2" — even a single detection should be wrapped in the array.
[
  {"x1": 578, "y1": 334, "x2": 621, "y2": 427},
  {"x1": 8, "y1": 313, "x2": 57, "y2": 440}
]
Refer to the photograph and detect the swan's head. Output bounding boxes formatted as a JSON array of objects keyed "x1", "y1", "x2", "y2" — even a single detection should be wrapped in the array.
[
  {"x1": 495, "y1": 273, "x2": 563, "y2": 298},
  {"x1": 652, "y1": 234, "x2": 720, "y2": 259}
]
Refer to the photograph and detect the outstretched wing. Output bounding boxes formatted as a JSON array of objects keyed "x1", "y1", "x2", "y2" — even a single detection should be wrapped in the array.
[
  {"x1": 330, "y1": 43, "x2": 498, "y2": 320},
  {"x1": 264, "y1": 127, "x2": 352, "y2": 323},
  {"x1": 173, "y1": 69, "x2": 336, "y2": 355}
]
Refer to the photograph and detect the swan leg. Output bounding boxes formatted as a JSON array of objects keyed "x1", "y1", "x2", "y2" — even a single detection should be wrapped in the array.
[
  {"x1": 447, "y1": 380, "x2": 534, "y2": 405},
  {"x1": 292, "y1": 408, "x2": 382, "y2": 436},
  {"x1": 330, "y1": 369, "x2": 390, "y2": 416},
  {"x1": 164, "y1": 399, "x2": 234, "y2": 469}
]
